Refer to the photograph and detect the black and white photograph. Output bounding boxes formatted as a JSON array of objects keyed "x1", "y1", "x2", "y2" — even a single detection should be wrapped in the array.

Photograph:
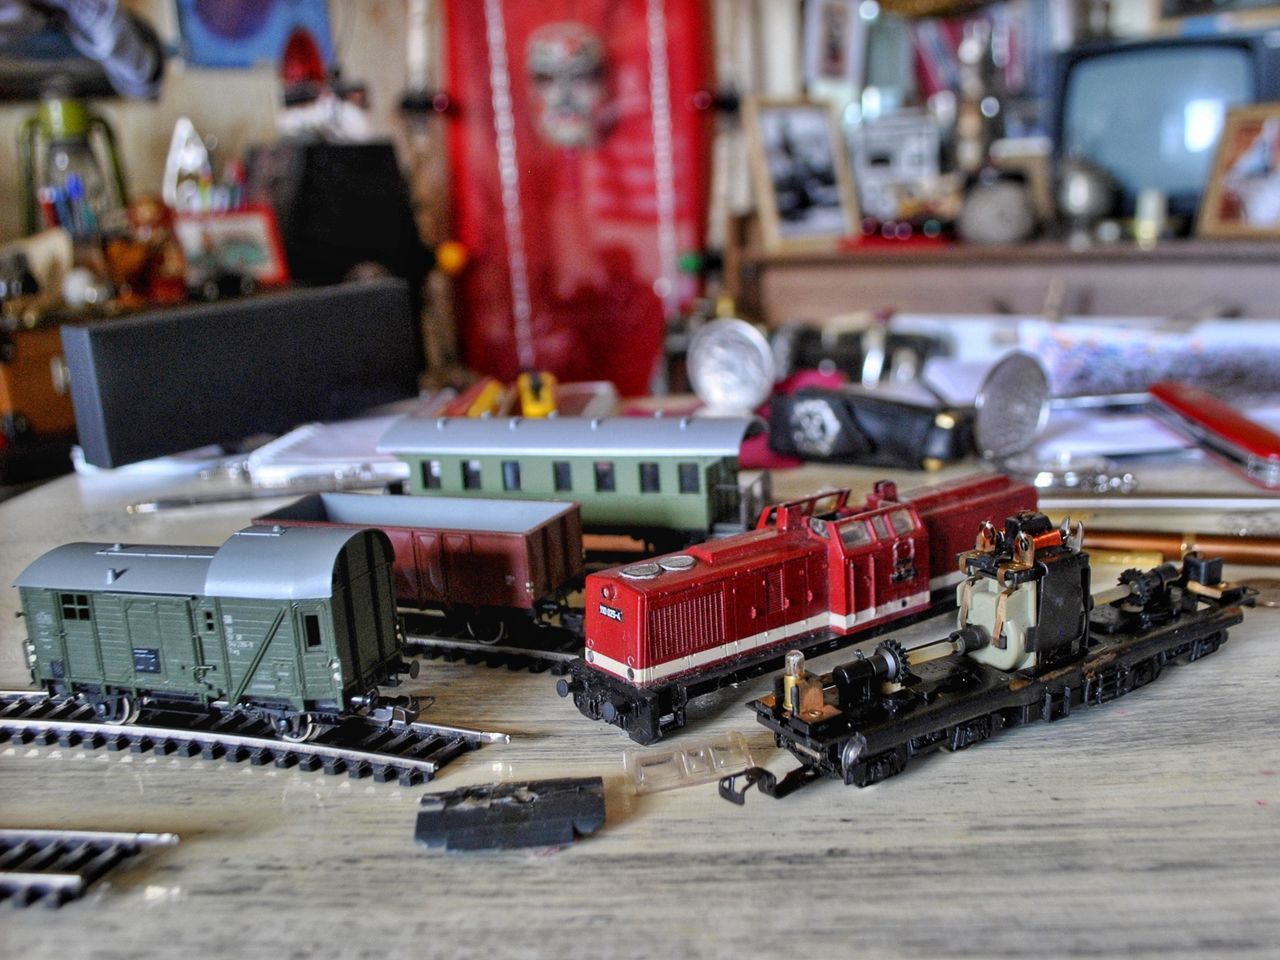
[{"x1": 745, "y1": 97, "x2": 858, "y2": 251}]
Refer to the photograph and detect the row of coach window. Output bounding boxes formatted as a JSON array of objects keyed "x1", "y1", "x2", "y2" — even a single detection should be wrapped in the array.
[{"x1": 421, "y1": 459, "x2": 702, "y2": 495}]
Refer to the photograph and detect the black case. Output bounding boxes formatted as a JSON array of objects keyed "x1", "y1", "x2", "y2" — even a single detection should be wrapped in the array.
[
  {"x1": 769, "y1": 387, "x2": 973, "y2": 468},
  {"x1": 61, "y1": 279, "x2": 419, "y2": 468}
]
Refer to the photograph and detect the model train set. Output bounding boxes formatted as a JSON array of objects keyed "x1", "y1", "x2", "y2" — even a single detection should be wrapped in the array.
[
  {"x1": 14, "y1": 525, "x2": 420, "y2": 741},
  {"x1": 378, "y1": 414, "x2": 769, "y2": 547},
  {"x1": 557, "y1": 472, "x2": 1036, "y2": 743},
  {"x1": 1, "y1": 410, "x2": 1267, "y2": 864},
  {"x1": 720, "y1": 511, "x2": 1258, "y2": 802}
]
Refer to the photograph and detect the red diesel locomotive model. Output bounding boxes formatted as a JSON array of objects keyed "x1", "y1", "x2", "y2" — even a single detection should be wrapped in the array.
[{"x1": 557, "y1": 473, "x2": 1036, "y2": 743}]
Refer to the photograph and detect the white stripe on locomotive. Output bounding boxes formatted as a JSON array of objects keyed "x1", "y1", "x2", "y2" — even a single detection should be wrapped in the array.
[{"x1": 588, "y1": 589, "x2": 930, "y2": 686}]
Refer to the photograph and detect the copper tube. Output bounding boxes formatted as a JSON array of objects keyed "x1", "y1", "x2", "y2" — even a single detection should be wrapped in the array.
[{"x1": 1082, "y1": 530, "x2": 1280, "y2": 566}]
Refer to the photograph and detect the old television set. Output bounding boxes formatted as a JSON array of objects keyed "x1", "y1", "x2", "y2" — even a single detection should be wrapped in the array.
[{"x1": 1053, "y1": 31, "x2": 1280, "y2": 226}]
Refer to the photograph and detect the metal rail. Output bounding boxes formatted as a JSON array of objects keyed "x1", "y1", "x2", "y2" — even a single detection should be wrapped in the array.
[
  {"x1": 401, "y1": 612, "x2": 580, "y2": 673},
  {"x1": 0, "y1": 828, "x2": 179, "y2": 907},
  {"x1": 0, "y1": 691, "x2": 506, "y2": 786}
]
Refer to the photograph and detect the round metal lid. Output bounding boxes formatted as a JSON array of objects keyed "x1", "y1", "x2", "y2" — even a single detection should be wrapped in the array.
[
  {"x1": 619, "y1": 562, "x2": 662, "y2": 580},
  {"x1": 658, "y1": 554, "x2": 696, "y2": 571}
]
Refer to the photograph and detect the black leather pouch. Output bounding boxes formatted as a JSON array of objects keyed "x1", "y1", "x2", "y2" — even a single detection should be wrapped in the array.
[{"x1": 769, "y1": 386, "x2": 973, "y2": 468}]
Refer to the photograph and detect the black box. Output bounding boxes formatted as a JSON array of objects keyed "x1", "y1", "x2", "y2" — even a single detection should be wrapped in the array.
[{"x1": 62, "y1": 279, "x2": 419, "y2": 468}]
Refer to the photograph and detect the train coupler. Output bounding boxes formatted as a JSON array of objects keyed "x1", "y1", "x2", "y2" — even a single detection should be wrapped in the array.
[
  {"x1": 367, "y1": 695, "x2": 423, "y2": 730},
  {"x1": 718, "y1": 764, "x2": 824, "y2": 804}
]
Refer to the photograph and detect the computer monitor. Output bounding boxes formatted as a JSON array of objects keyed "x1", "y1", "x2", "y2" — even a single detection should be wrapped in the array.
[{"x1": 1054, "y1": 31, "x2": 1280, "y2": 223}]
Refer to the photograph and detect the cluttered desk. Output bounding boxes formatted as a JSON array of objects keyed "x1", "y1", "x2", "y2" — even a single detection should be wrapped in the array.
[
  {"x1": 3, "y1": 1, "x2": 1280, "y2": 954},
  {"x1": 1, "y1": 306, "x2": 1278, "y2": 955}
]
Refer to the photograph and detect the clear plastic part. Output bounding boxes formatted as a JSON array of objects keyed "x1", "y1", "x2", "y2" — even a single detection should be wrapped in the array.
[{"x1": 624, "y1": 732, "x2": 757, "y2": 795}]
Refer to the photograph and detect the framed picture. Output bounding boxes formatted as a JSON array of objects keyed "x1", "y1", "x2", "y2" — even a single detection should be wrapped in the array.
[
  {"x1": 803, "y1": 0, "x2": 865, "y2": 92},
  {"x1": 744, "y1": 97, "x2": 860, "y2": 253},
  {"x1": 173, "y1": 206, "x2": 291, "y2": 286},
  {"x1": 1156, "y1": 0, "x2": 1280, "y2": 30},
  {"x1": 1198, "y1": 104, "x2": 1280, "y2": 239}
]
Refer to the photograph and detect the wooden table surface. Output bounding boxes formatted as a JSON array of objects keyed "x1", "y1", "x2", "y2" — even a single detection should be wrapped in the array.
[{"x1": 1, "y1": 464, "x2": 1277, "y2": 959}]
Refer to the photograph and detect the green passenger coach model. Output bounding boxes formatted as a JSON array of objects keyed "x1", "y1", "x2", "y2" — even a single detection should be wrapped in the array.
[
  {"x1": 377, "y1": 415, "x2": 766, "y2": 544},
  {"x1": 14, "y1": 526, "x2": 417, "y2": 742}
]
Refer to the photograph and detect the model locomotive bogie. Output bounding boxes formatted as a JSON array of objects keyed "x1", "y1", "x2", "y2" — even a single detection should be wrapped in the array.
[
  {"x1": 14, "y1": 526, "x2": 414, "y2": 741},
  {"x1": 724, "y1": 510, "x2": 1255, "y2": 801}
]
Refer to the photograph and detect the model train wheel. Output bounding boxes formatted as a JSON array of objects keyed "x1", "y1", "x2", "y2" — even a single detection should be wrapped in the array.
[
  {"x1": 466, "y1": 615, "x2": 507, "y2": 645},
  {"x1": 274, "y1": 713, "x2": 318, "y2": 743},
  {"x1": 92, "y1": 693, "x2": 140, "y2": 725}
]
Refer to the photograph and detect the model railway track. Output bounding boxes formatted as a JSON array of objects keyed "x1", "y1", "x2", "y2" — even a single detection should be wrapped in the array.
[
  {"x1": 401, "y1": 612, "x2": 580, "y2": 673},
  {"x1": 0, "y1": 828, "x2": 179, "y2": 907},
  {"x1": 0, "y1": 691, "x2": 505, "y2": 786}
]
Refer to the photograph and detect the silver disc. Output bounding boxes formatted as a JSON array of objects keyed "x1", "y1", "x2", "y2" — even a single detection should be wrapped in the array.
[
  {"x1": 620, "y1": 562, "x2": 662, "y2": 580},
  {"x1": 658, "y1": 554, "x2": 696, "y2": 571},
  {"x1": 974, "y1": 351, "x2": 1051, "y2": 460},
  {"x1": 688, "y1": 318, "x2": 776, "y2": 412}
]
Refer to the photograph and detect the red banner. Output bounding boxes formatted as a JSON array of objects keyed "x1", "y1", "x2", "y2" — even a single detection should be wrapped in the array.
[{"x1": 446, "y1": 0, "x2": 713, "y2": 396}]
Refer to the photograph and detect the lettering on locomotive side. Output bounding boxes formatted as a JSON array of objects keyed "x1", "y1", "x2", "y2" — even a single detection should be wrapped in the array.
[{"x1": 598, "y1": 603, "x2": 624, "y2": 623}]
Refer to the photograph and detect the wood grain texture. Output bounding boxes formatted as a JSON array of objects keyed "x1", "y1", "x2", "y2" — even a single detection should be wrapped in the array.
[
  {"x1": 1, "y1": 468, "x2": 1277, "y2": 959},
  {"x1": 737, "y1": 241, "x2": 1280, "y2": 323}
]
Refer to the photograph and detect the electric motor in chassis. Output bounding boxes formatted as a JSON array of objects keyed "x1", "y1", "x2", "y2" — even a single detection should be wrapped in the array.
[{"x1": 559, "y1": 472, "x2": 1037, "y2": 743}]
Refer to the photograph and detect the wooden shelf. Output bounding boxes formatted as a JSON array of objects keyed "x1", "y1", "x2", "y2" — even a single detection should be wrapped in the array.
[{"x1": 735, "y1": 239, "x2": 1280, "y2": 322}]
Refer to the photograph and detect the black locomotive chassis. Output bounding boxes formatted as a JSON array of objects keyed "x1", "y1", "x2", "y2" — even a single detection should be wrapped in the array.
[
  {"x1": 756, "y1": 602, "x2": 1247, "y2": 789},
  {"x1": 560, "y1": 587, "x2": 956, "y2": 745}
]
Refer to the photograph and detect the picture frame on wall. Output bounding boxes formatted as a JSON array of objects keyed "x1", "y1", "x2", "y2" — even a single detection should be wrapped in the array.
[
  {"x1": 173, "y1": 205, "x2": 291, "y2": 287},
  {"x1": 1156, "y1": 0, "x2": 1280, "y2": 31},
  {"x1": 743, "y1": 97, "x2": 860, "y2": 253},
  {"x1": 1198, "y1": 103, "x2": 1280, "y2": 239},
  {"x1": 802, "y1": 0, "x2": 865, "y2": 93}
]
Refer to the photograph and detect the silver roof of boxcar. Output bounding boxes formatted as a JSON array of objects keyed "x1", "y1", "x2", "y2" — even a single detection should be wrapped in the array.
[
  {"x1": 13, "y1": 543, "x2": 219, "y2": 597},
  {"x1": 205, "y1": 526, "x2": 385, "y2": 599},
  {"x1": 14, "y1": 527, "x2": 383, "y2": 601},
  {"x1": 263, "y1": 492, "x2": 578, "y2": 535},
  {"x1": 376, "y1": 414, "x2": 753, "y2": 458}
]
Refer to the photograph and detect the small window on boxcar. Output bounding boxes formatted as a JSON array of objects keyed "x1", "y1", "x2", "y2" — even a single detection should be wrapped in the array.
[
  {"x1": 59, "y1": 593, "x2": 91, "y2": 621},
  {"x1": 204, "y1": 611, "x2": 216, "y2": 631},
  {"x1": 840, "y1": 521, "x2": 872, "y2": 549},
  {"x1": 678, "y1": 462, "x2": 700, "y2": 494},
  {"x1": 303, "y1": 614, "x2": 323, "y2": 649},
  {"x1": 639, "y1": 461, "x2": 660, "y2": 493},
  {"x1": 553, "y1": 461, "x2": 573, "y2": 491},
  {"x1": 502, "y1": 460, "x2": 522, "y2": 491},
  {"x1": 422, "y1": 459, "x2": 442, "y2": 490},
  {"x1": 595, "y1": 461, "x2": 616, "y2": 492},
  {"x1": 462, "y1": 460, "x2": 483, "y2": 490},
  {"x1": 888, "y1": 509, "x2": 915, "y2": 535}
]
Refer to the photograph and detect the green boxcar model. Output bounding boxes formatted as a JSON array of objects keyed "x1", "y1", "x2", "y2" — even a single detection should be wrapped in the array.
[
  {"x1": 13, "y1": 526, "x2": 409, "y2": 741},
  {"x1": 377, "y1": 414, "x2": 764, "y2": 544}
]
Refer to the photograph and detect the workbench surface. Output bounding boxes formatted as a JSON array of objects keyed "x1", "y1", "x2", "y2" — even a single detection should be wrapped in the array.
[{"x1": 2, "y1": 464, "x2": 1276, "y2": 959}]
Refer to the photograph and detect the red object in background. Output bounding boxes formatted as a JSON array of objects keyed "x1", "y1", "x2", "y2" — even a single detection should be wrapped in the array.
[
  {"x1": 1149, "y1": 381, "x2": 1280, "y2": 490},
  {"x1": 281, "y1": 27, "x2": 328, "y2": 86},
  {"x1": 445, "y1": 0, "x2": 714, "y2": 397}
]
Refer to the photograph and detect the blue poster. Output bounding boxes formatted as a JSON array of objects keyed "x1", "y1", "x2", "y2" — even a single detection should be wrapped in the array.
[{"x1": 176, "y1": 0, "x2": 334, "y2": 70}]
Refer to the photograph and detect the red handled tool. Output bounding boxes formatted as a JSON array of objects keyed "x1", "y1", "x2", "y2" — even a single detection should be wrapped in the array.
[{"x1": 1149, "y1": 381, "x2": 1280, "y2": 489}]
